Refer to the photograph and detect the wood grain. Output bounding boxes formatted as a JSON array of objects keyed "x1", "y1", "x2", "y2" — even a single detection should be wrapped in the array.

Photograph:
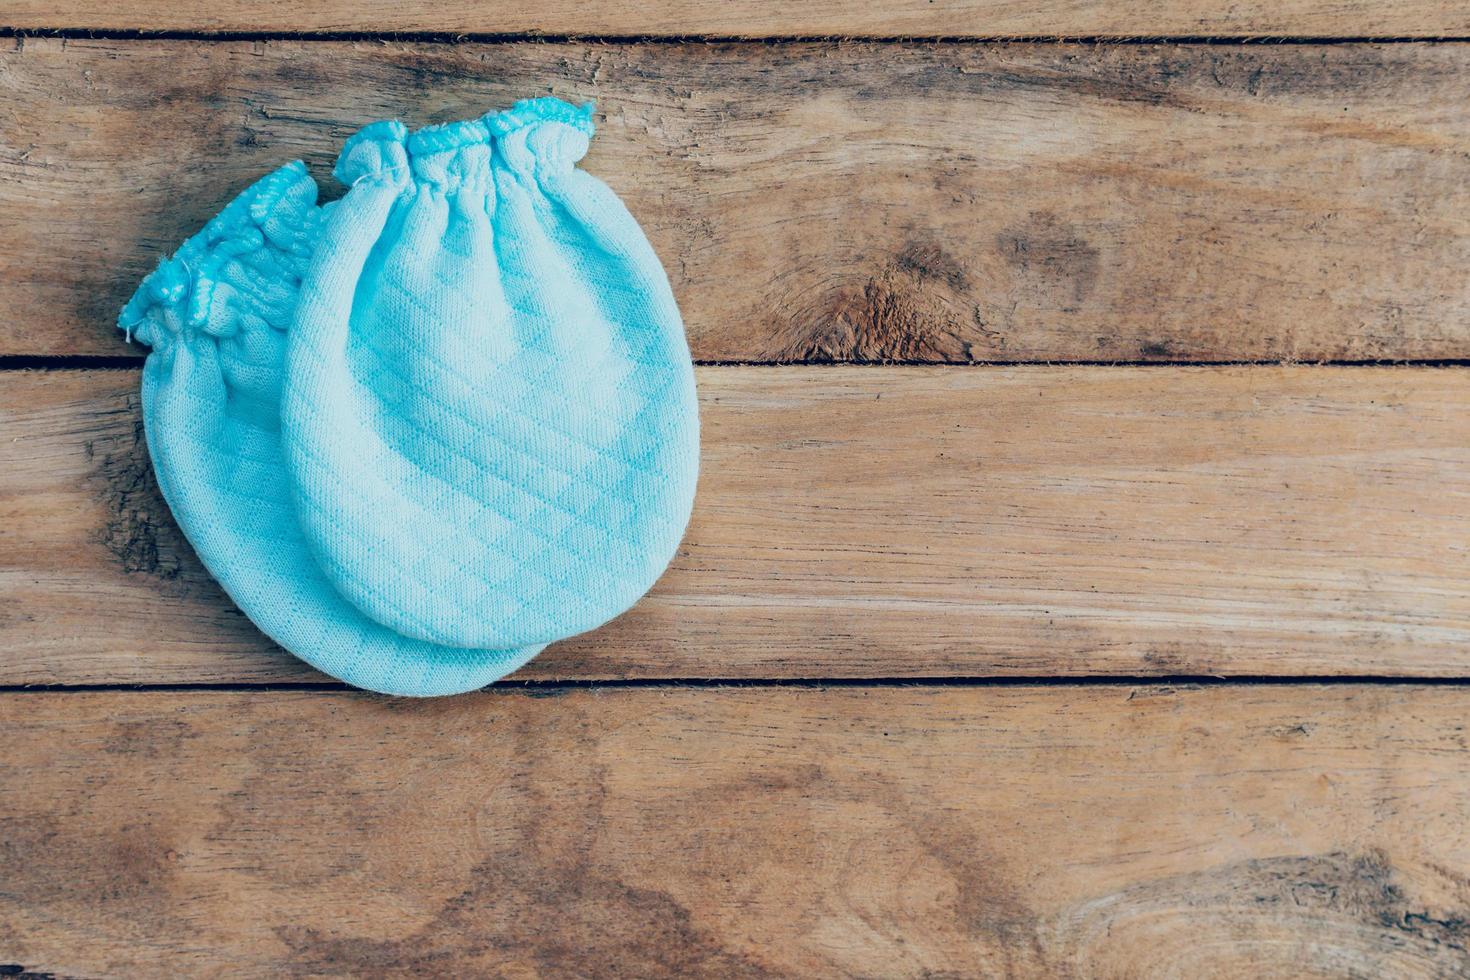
[
  {"x1": 3, "y1": 366, "x2": 1467, "y2": 685},
  {"x1": 4, "y1": 685, "x2": 1470, "y2": 976},
  {"x1": 5, "y1": 0, "x2": 1469, "y2": 38},
  {"x1": 5, "y1": 38, "x2": 1470, "y2": 361}
]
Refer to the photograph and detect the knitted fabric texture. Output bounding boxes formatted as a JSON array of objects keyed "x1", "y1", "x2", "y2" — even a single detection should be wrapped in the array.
[
  {"x1": 283, "y1": 98, "x2": 700, "y2": 649},
  {"x1": 119, "y1": 163, "x2": 545, "y2": 696}
]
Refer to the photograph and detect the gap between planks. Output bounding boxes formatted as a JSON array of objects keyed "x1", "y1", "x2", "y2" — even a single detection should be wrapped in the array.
[
  {"x1": 10, "y1": 29, "x2": 1470, "y2": 43},
  {"x1": 12, "y1": 675, "x2": 1470, "y2": 695},
  {"x1": 10, "y1": 357, "x2": 1470, "y2": 371}
]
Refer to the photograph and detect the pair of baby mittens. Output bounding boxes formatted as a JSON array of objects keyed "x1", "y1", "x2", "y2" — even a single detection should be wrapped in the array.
[{"x1": 119, "y1": 98, "x2": 700, "y2": 696}]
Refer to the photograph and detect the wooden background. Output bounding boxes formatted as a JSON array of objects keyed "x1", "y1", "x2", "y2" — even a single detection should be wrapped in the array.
[{"x1": 3, "y1": 3, "x2": 1470, "y2": 976}]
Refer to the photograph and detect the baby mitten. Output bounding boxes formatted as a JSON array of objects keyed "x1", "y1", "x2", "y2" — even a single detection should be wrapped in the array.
[
  {"x1": 120, "y1": 163, "x2": 545, "y2": 696},
  {"x1": 283, "y1": 98, "x2": 699, "y2": 650}
]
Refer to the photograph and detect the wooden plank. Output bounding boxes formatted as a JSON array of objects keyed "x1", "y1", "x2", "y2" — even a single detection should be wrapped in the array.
[
  {"x1": 3, "y1": 684, "x2": 1470, "y2": 975},
  {"x1": 4, "y1": 0, "x2": 1469, "y2": 38},
  {"x1": 2, "y1": 366, "x2": 1467, "y2": 685},
  {"x1": 4, "y1": 39, "x2": 1470, "y2": 361}
]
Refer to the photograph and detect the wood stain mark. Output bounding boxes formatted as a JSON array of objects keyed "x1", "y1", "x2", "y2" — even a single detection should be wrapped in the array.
[
  {"x1": 772, "y1": 240, "x2": 985, "y2": 362},
  {"x1": 259, "y1": 704, "x2": 777, "y2": 978},
  {"x1": 996, "y1": 211, "x2": 1101, "y2": 312},
  {"x1": 85, "y1": 410, "x2": 183, "y2": 581},
  {"x1": 1050, "y1": 851, "x2": 1470, "y2": 972}
]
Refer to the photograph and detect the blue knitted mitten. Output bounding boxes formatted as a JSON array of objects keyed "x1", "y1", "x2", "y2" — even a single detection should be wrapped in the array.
[
  {"x1": 283, "y1": 99, "x2": 700, "y2": 649},
  {"x1": 120, "y1": 163, "x2": 545, "y2": 696}
]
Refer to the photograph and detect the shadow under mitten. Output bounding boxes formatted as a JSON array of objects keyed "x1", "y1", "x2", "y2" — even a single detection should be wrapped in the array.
[
  {"x1": 283, "y1": 99, "x2": 700, "y2": 650},
  {"x1": 120, "y1": 162, "x2": 546, "y2": 696}
]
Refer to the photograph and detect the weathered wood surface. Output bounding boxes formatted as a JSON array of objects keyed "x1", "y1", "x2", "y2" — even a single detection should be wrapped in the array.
[
  {"x1": 5, "y1": 0, "x2": 1470, "y2": 38},
  {"x1": 5, "y1": 39, "x2": 1470, "y2": 361},
  {"x1": 3, "y1": 366, "x2": 1467, "y2": 685},
  {"x1": 4, "y1": 685, "x2": 1469, "y2": 976}
]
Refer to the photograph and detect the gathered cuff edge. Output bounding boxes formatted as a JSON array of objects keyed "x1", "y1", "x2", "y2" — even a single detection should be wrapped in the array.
[
  {"x1": 118, "y1": 161, "x2": 318, "y2": 348},
  {"x1": 333, "y1": 97, "x2": 597, "y2": 183},
  {"x1": 485, "y1": 97, "x2": 596, "y2": 139}
]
